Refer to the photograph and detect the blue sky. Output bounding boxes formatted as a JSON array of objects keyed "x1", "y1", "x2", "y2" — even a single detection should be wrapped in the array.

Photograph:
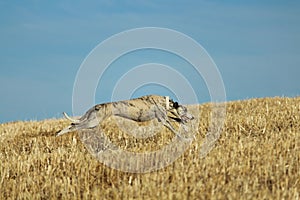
[{"x1": 0, "y1": 0, "x2": 299, "y2": 122}]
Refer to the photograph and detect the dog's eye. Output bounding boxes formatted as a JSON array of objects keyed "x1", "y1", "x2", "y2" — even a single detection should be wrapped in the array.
[{"x1": 173, "y1": 102, "x2": 179, "y2": 108}]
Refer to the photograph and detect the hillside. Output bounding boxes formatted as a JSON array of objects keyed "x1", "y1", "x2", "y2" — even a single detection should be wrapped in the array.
[{"x1": 0, "y1": 97, "x2": 299, "y2": 199}]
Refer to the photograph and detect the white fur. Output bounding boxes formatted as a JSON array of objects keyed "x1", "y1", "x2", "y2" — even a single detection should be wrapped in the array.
[{"x1": 165, "y1": 96, "x2": 170, "y2": 110}]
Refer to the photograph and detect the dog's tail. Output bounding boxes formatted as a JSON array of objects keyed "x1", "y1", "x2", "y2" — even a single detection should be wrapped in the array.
[{"x1": 63, "y1": 112, "x2": 80, "y2": 123}]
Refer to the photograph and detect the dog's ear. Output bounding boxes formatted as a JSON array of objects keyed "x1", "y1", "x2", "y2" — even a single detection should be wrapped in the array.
[{"x1": 173, "y1": 102, "x2": 179, "y2": 109}]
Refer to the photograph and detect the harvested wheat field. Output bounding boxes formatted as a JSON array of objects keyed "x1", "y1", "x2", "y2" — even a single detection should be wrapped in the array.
[{"x1": 0, "y1": 97, "x2": 299, "y2": 199}]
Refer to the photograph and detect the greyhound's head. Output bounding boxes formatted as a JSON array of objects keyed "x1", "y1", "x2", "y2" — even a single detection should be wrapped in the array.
[{"x1": 168, "y1": 101, "x2": 194, "y2": 124}]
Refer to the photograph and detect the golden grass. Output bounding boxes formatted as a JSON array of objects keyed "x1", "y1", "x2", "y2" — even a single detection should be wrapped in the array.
[{"x1": 0, "y1": 97, "x2": 299, "y2": 199}]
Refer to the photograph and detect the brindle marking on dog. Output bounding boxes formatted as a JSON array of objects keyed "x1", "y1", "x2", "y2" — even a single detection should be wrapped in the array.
[{"x1": 57, "y1": 95, "x2": 194, "y2": 140}]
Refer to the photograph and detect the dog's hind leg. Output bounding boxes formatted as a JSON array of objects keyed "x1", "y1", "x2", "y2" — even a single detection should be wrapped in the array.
[
  {"x1": 56, "y1": 124, "x2": 77, "y2": 136},
  {"x1": 57, "y1": 110, "x2": 101, "y2": 137}
]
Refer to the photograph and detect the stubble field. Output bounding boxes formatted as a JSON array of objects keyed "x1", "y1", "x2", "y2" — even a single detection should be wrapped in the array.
[{"x1": 0, "y1": 97, "x2": 299, "y2": 199}]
